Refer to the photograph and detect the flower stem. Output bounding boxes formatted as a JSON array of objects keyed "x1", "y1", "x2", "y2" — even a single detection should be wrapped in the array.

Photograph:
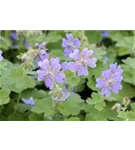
[{"x1": 17, "y1": 93, "x2": 21, "y2": 104}]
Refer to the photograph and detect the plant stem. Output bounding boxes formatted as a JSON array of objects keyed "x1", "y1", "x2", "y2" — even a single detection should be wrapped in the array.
[{"x1": 17, "y1": 93, "x2": 21, "y2": 104}]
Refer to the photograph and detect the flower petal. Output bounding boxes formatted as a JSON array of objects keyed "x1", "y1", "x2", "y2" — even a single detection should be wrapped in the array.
[
  {"x1": 62, "y1": 62, "x2": 69, "y2": 72},
  {"x1": 73, "y1": 38, "x2": 81, "y2": 47},
  {"x1": 69, "y1": 49, "x2": 80, "y2": 60},
  {"x1": 101, "y1": 87, "x2": 111, "y2": 97},
  {"x1": 64, "y1": 47, "x2": 73, "y2": 57},
  {"x1": 78, "y1": 65, "x2": 88, "y2": 76},
  {"x1": 50, "y1": 57, "x2": 60, "y2": 65},
  {"x1": 85, "y1": 58, "x2": 97, "y2": 68},
  {"x1": 37, "y1": 70, "x2": 46, "y2": 81},
  {"x1": 111, "y1": 83, "x2": 122, "y2": 94},
  {"x1": 38, "y1": 59, "x2": 49, "y2": 71},
  {"x1": 96, "y1": 78, "x2": 105, "y2": 88},
  {"x1": 53, "y1": 73, "x2": 65, "y2": 84},
  {"x1": 109, "y1": 63, "x2": 117, "y2": 73},
  {"x1": 66, "y1": 33, "x2": 73, "y2": 41},
  {"x1": 51, "y1": 62, "x2": 61, "y2": 72},
  {"x1": 82, "y1": 49, "x2": 93, "y2": 58},
  {"x1": 45, "y1": 77, "x2": 54, "y2": 89},
  {"x1": 68, "y1": 62, "x2": 79, "y2": 72},
  {"x1": 62, "y1": 39, "x2": 68, "y2": 47}
]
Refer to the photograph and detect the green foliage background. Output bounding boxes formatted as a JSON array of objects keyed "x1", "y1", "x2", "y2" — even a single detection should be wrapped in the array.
[{"x1": 0, "y1": 30, "x2": 135, "y2": 121}]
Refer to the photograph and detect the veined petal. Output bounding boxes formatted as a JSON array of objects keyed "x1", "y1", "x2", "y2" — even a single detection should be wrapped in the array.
[
  {"x1": 73, "y1": 38, "x2": 81, "y2": 47},
  {"x1": 37, "y1": 70, "x2": 46, "y2": 81},
  {"x1": 85, "y1": 58, "x2": 97, "y2": 68},
  {"x1": 101, "y1": 87, "x2": 111, "y2": 97},
  {"x1": 111, "y1": 83, "x2": 122, "y2": 94},
  {"x1": 64, "y1": 47, "x2": 73, "y2": 57},
  {"x1": 51, "y1": 62, "x2": 61, "y2": 72},
  {"x1": 82, "y1": 49, "x2": 93, "y2": 58},
  {"x1": 62, "y1": 38, "x2": 68, "y2": 47},
  {"x1": 66, "y1": 33, "x2": 73, "y2": 41},
  {"x1": 53, "y1": 73, "x2": 65, "y2": 84},
  {"x1": 45, "y1": 77, "x2": 54, "y2": 89},
  {"x1": 77, "y1": 65, "x2": 88, "y2": 76},
  {"x1": 68, "y1": 62, "x2": 79, "y2": 72},
  {"x1": 69, "y1": 49, "x2": 80, "y2": 60},
  {"x1": 38, "y1": 59, "x2": 49, "y2": 71},
  {"x1": 96, "y1": 78, "x2": 105, "y2": 88}
]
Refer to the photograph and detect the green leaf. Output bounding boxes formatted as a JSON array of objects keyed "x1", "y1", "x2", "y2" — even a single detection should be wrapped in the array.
[
  {"x1": 14, "y1": 103, "x2": 31, "y2": 113},
  {"x1": 21, "y1": 89, "x2": 48, "y2": 99},
  {"x1": 131, "y1": 103, "x2": 135, "y2": 112},
  {"x1": 50, "y1": 50, "x2": 66, "y2": 61},
  {"x1": 0, "y1": 35, "x2": 12, "y2": 50},
  {"x1": 0, "y1": 105, "x2": 4, "y2": 112},
  {"x1": 1, "y1": 67, "x2": 36, "y2": 93},
  {"x1": 117, "y1": 111, "x2": 127, "y2": 120},
  {"x1": 85, "y1": 31, "x2": 102, "y2": 44},
  {"x1": 0, "y1": 89, "x2": 10, "y2": 105},
  {"x1": 65, "y1": 70, "x2": 80, "y2": 86},
  {"x1": 58, "y1": 94, "x2": 83, "y2": 116},
  {"x1": 117, "y1": 47, "x2": 131, "y2": 56},
  {"x1": 85, "y1": 103, "x2": 119, "y2": 121},
  {"x1": 31, "y1": 98, "x2": 54, "y2": 117},
  {"x1": 8, "y1": 113, "x2": 27, "y2": 121},
  {"x1": 89, "y1": 61, "x2": 108, "y2": 78},
  {"x1": 86, "y1": 92, "x2": 105, "y2": 111},
  {"x1": 115, "y1": 36, "x2": 134, "y2": 50},
  {"x1": 28, "y1": 113, "x2": 43, "y2": 121},
  {"x1": 45, "y1": 32, "x2": 62, "y2": 43},
  {"x1": 122, "y1": 57, "x2": 135, "y2": 69},
  {"x1": 109, "y1": 31, "x2": 127, "y2": 42},
  {"x1": 64, "y1": 117, "x2": 80, "y2": 121},
  {"x1": 0, "y1": 114, "x2": 7, "y2": 121},
  {"x1": 127, "y1": 111, "x2": 135, "y2": 121},
  {"x1": 122, "y1": 65, "x2": 135, "y2": 85},
  {"x1": 87, "y1": 76, "x2": 98, "y2": 91}
]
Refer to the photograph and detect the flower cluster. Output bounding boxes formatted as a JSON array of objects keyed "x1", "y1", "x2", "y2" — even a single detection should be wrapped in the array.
[
  {"x1": 37, "y1": 57, "x2": 65, "y2": 90},
  {"x1": 68, "y1": 49, "x2": 97, "y2": 76},
  {"x1": 0, "y1": 50, "x2": 3, "y2": 61},
  {"x1": 62, "y1": 33, "x2": 81, "y2": 57},
  {"x1": 22, "y1": 32, "x2": 123, "y2": 105},
  {"x1": 96, "y1": 63, "x2": 123, "y2": 97},
  {"x1": 61, "y1": 33, "x2": 97, "y2": 76}
]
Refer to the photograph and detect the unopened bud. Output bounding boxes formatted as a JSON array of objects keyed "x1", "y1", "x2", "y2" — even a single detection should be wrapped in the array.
[
  {"x1": 111, "y1": 103, "x2": 121, "y2": 112},
  {"x1": 123, "y1": 97, "x2": 130, "y2": 106}
]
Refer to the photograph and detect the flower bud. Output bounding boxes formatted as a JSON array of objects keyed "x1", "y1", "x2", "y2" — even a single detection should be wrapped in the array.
[
  {"x1": 111, "y1": 103, "x2": 121, "y2": 112},
  {"x1": 123, "y1": 97, "x2": 130, "y2": 106}
]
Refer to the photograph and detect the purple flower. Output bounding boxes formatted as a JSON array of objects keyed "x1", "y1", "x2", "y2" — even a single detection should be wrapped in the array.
[
  {"x1": 0, "y1": 50, "x2": 3, "y2": 61},
  {"x1": 35, "y1": 42, "x2": 47, "y2": 49},
  {"x1": 11, "y1": 45, "x2": 18, "y2": 49},
  {"x1": 68, "y1": 49, "x2": 97, "y2": 76},
  {"x1": 62, "y1": 33, "x2": 81, "y2": 57},
  {"x1": 22, "y1": 58, "x2": 26, "y2": 62},
  {"x1": 22, "y1": 97, "x2": 35, "y2": 105},
  {"x1": 23, "y1": 39, "x2": 27, "y2": 47},
  {"x1": 96, "y1": 63, "x2": 123, "y2": 97},
  {"x1": 51, "y1": 88, "x2": 72, "y2": 102},
  {"x1": 37, "y1": 57, "x2": 65, "y2": 90},
  {"x1": 101, "y1": 31, "x2": 109, "y2": 37},
  {"x1": 36, "y1": 50, "x2": 48, "y2": 62},
  {"x1": 61, "y1": 61, "x2": 69, "y2": 72},
  {"x1": 10, "y1": 32, "x2": 18, "y2": 41}
]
